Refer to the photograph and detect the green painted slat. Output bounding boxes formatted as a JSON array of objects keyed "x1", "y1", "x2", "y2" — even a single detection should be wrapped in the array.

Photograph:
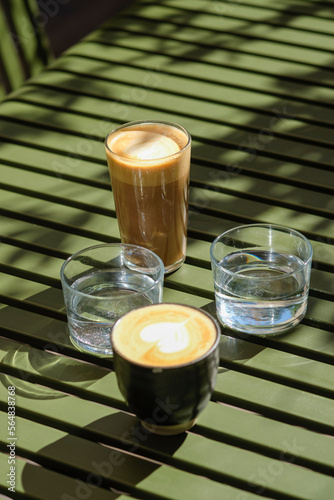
[
  {"x1": 0, "y1": 164, "x2": 113, "y2": 214},
  {"x1": 0, "y1": 271, "x2": 50, "y2": 306},
  {"x1": 1, "y1": 94, "x2": 334, "y2": 199},
  {"x1": 0, "y1": 188, "x2": 119, "y2": 242},
  {"x1": 1, "y1": 357, "x2": 334, "y2": 499},
  {"x1": 0, "y1": 140, "x2": 109, "y2": 183},
  {"x1": 104, "y1": 11, "x2": 334, "y2": 72},
  {"x1": 235, "y1": 0, "x2": 334, "y2": 20},
  {"x1": 188, "y1": 186, "x2": 334, "y2": 242},
  {"x1": 5, "y1": 143, "x2": 332, "y2": 222},
  {"x1": 66, "y1": 42, "x2": 334, "y2": 126},
  {"x1": 2, "y1": 371, "x2": 334, "y2": 481},
  {"x1": 0, "y1": 411, "x2": 267, "y2": 500},
  {"x1": 134, "y1": 0, "x2": 334, "y2": 39},
  {"x1": 0, "y1": 6, "x2": 25, "y2": 93},
  {"x1": 2, "y1": 87, "x2": 334, "y2": 173},
  {"x1": 1, "y1": 260, "x2": 333, "y2": 364},
  {"x1": 24, "y1": 54, "x2": 334, "y2": 148},
  {"x1": 0, "y1": 3, "x2": 333, "y2": 499},
  {"x1": 2, "y1": 329, "x2": 334, "y2": 441},
  {"x1": 0, "y1": 188, "x2": 333, "y2": 307},
  {"x1": 0, "y1": 453, "x2": 127, "y2": 500},
  {"x1": 189, "y1": 143, "x2": 334, "y2": 193},
  {"x1": 274, "y1": 323, "x2": 334, "y2": 359},
  {"x1": 306, "y1": 296, "x2": 334, "y2": 328},
  {"x1": 8, "y1": 0, "x2": 52, "y2": 73},
  {"x1": 219, "y1": 338, "x2": 334, "y2": 395},
  {"x1": 0, "y1": 306, "x2": 72, "y2": 352},
  {"x1": 14, "y1": 56, "x2": 334, "y2": 140},
  {"x1": 85, "y1": 30, "x2": 334, "y2": 104},
  {"x1": 1, "y1": 370, "x2": 333, "y2": 477},
  {"x1": 0, "y1": 243, "x2": 63, "y2": 283},
  {"x1": 0, "y1": 217, "x2": 107, "y2": 261},
  {"x1": 311, "y1": 269, "x2": 334, "y2": 296},
  {"x1": 0, "y1": 100, "x2": 113, "y2": 144},
  {"x1": 0, "y1": 0, "x2": 51, "y2": 97},
  {"x1": 196, "y1": 401, "x2": 334, "y2": 471},
  {"x1": 1, "y1": 131, "x2": 333, "y2": 211},
  {"x1": 0, "y1": 120, "x2": 104, "y2": 164},
  {"x1": 0, "y1": 241, "x2": 213, "y2": 311},
  {"x1": 214, "y1": 369, "x2": 334, "y2": 431},
  {"x1": 190, "y1": 164, "x2": 333, "y2": 217}
]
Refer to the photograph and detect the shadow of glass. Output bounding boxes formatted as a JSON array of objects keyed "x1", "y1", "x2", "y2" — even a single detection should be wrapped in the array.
[
  {"x1": 201, "y1": 301, "x2": 265, "y2": 368},
  {"x1": 0, "y1": 340, "x2": 109, "y2": 400},
  {"x1": 21, "y1": 412, "x2": 186, "y2": 498},
  {"x1": 0, "y1": 287, "x2": 110, "y2": 400}
]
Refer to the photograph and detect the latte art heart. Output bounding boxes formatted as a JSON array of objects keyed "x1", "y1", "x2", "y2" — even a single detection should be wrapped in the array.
[
  {"x1": 140, "y1": 322, "x2": 189, "y2": 354},
  {"x1": 112, "y1": 304, "x2": 217, "y2": 367}
]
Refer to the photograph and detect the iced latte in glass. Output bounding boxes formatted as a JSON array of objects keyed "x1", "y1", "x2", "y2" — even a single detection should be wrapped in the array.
[{"x1": 105, "y1": 120, "x2": 191, "y2": 273}]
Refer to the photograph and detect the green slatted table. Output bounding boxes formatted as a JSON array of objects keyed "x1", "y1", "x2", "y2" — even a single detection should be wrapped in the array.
[{"x1": 0, "y1": 1, "x2": 334, "y2": 499}]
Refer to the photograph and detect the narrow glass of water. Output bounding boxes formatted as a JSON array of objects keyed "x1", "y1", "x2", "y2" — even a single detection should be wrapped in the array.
[
  {"x1": 210, "y1": 224, "x2": 313, "y2": 336},
  {"x1": 61, "y1": 244, "x2": 164, "y2": 354}
]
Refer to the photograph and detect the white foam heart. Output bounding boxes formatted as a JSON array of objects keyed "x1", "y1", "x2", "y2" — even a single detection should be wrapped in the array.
[{"x1": 140, "y1": 322, "x2": 189, "y2": 353}]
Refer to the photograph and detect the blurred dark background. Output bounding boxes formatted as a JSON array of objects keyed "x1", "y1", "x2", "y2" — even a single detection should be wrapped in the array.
[{"x1": 38, "y1": 0, "x2": 134, "y2": 57}]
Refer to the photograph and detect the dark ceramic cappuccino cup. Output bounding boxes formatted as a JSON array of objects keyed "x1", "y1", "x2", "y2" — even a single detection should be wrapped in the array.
[{"x1": 111, "y1": 303, "x2": 220, "y2": 435}]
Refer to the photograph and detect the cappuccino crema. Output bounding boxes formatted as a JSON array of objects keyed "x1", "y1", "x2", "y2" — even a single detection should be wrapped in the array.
[{"x1": 112, "y1": 304, "x2": 218, "y2": 367}]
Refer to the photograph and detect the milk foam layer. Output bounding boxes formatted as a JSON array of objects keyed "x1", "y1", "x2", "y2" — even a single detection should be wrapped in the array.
[
  {"x1": 110, "y1": 130, "x2": 180, "y2": 160},
  {"x1": 112, "y1": 304, "x2": 217, "y2": 367},
  {"x1": 106, "y1": 122, "x2": 190, "y2": 187},
  {"x1": 140, "y1": 322, "x2": 189, "y2": 354}
]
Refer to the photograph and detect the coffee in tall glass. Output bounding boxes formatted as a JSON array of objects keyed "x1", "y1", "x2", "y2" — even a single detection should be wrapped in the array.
[{"x1": 105, "y1": 120, "x2": 191, "y2": 273}]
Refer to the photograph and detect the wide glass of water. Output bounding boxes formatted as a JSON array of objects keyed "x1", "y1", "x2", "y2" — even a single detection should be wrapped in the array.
[
  {"x1": 210, "y1": 224, "x2": 313, "y2": 336},
  {"x1": 60, "y1": 243, "x2": 164, "y2": 354}
]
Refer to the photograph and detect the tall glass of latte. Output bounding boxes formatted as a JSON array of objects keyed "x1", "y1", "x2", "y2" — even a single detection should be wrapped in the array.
[
  {"x1": 105, "y1": 120, "x2": 191, "y2": 273},
  {"x1": 111, "y1": 303, "x2": 220, "y2": 435}
]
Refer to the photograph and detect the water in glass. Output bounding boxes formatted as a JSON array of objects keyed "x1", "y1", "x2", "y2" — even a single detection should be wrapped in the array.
[
  {"x1": 214, "y1": 250, "x2": 309, "y2": 335},
  {"x1": 68, "y1": 270, "x2": 158, "y2": 353}
]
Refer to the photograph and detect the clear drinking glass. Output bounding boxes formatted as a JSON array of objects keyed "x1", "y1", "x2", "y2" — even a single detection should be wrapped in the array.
[
  {"x1": 60, "y1": 243, "x2": 164, "y2": 354},
  {"x1": 210, "y1": 224, "x2": 313, "y2": 336},
  {"x1": 105, "y1": 120, "x2": 191, "y2": 273}
]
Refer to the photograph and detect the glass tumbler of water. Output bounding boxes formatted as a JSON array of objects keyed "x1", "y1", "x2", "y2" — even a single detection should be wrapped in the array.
[
  {"x1": 60, "y1": 243, "x2": 164, "y2": 354},
  {"x1": 210, "y1": 224, "x2": 313, "y2": 336}
]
